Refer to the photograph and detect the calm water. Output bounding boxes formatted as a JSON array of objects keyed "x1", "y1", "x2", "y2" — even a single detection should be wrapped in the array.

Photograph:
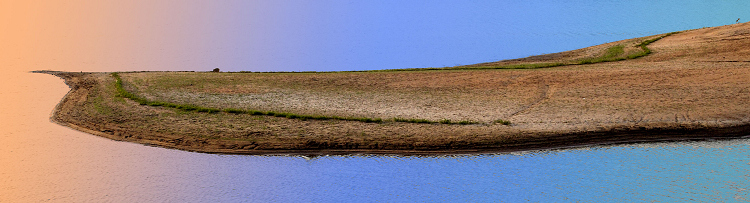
[
  {"x1": 3, "y1": 1, "x2": 750, "y2": 202},
  {"x1": 3, "y1": 71, "x2": 750, "y2": 202}
]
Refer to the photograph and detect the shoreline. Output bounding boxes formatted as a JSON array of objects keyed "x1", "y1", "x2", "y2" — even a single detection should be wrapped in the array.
[
  {"x1": 38, "y1": 23, "x2": 750, "y2": 155},
  {"x1": 39, "y1": 68, "x2": 750, "y2": 156}
]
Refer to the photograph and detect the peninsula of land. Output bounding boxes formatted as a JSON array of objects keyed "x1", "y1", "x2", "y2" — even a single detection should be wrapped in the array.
[{"x1": 42, "y1": 23, "x2": 750, "y2": 155}]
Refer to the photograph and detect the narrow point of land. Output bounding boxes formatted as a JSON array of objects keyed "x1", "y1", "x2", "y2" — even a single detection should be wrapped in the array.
[{"x1": 42, "y1": 22, "x2": 750, "y2": 155}]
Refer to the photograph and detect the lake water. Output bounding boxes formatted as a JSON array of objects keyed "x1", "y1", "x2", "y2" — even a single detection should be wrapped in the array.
[
  {"x1": 4, "y1": 71, "x2": 750, "y2": 202},
  {"x1": 3, "y1": 1, "x2": 750, "y2": 202}
]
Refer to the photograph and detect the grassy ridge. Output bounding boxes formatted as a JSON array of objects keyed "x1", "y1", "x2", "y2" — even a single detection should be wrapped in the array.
[
  {"x1": 452, "y1": 32, "x2": 679, "y2": 69},
  {"x1": 112, "y1": 73, "x2": 488, "y2": 125},
  {"x1": 308, "y1": 32, "x2": 677, "y2": 72},
  {"x1": 472, "y1": 31, "x2": 680, "y2": 69},
  {"x1": 577, "y1": 45, "x2": 626, "y2": 64},
  {"x1": 625, "y1": 32, "x2": 678, "y2": 59}
]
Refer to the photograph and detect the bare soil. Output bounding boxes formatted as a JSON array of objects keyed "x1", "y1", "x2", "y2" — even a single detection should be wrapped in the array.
[{"x1": 44, "y1": 22, "x2": 750, "y2": 155}]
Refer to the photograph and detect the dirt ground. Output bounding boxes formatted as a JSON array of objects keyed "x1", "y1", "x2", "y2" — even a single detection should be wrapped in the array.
[{"x1": 45, "y1": 22, "x2": 750, "y2": 155}]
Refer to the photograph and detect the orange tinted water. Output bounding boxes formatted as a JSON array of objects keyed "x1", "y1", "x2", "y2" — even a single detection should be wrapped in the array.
[{"x1": 0, "y1": 70, "x2": 205, "y2": 201}]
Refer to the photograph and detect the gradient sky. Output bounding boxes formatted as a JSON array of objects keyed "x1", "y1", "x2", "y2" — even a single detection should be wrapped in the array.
[{"x1": 2, "y1": 0, "x2": 749, "y2": 72}]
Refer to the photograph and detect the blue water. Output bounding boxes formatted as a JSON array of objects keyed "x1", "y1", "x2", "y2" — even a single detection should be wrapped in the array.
[
  {"x1": 4, "y1": 1, "x2": 750, "y2": 202},
  {"x1": 177, "y1": 141, "x2": 750, "y2": 202}
]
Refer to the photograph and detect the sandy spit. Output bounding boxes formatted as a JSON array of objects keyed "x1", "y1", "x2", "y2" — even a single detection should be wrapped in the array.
[{"x1": 40, "y1": 22, "x2": 750, "y2": 155}]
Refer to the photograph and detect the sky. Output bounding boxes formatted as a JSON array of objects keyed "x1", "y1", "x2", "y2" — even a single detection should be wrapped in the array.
[{"x1": 2, "y1": 0, "x2": 749, "y2": 72}]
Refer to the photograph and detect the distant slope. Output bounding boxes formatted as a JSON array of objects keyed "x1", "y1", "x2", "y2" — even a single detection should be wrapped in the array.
[{"x1": 460, "y1": 22, "x2": 750, "y2": 68}]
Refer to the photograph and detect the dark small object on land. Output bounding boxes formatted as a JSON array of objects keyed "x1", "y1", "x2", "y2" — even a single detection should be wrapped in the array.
[{"x1": 212, "y1": 68, "x2": 220, "y2": 72}]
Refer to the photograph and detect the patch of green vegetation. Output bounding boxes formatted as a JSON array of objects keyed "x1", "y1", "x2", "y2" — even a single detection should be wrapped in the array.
[
  {"x1": 394, "y1": 117, "x2": 434, "y2": 124},
  {"x1": 113, "y1": 96, "x2": 126, "y2": 103},
  {"x1": 90, "y1": 95, "x2": 114, "y2": 116},
  {"x1": 626, "y1": 32, "x2": 679, "y2": 59},
  {"x1": 86, "y1": 81, "x2": 122, "y2": 116},
  {"x1": 223, "y1": 108, "x2": 246, "y2": 114},
  {"x1": 392, "y1": 118, "x2": 478, "y2": 125},
  {"x1": 494, "y1": 119, "x2": 512, "y2": 125},
  {"x1": 577, "y1": 45, "x2": 626, "y2": 64},
  {"x1": 603, "y1": 45, "x2": 625, "y2": 58}
]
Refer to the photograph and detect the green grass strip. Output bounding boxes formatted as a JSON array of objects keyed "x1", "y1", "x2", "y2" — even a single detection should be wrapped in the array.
[
  {"x1": 576, "y1": 45, "x2": 627, "y2": 65},
  {"x1": 112, "y1": 73, "x2": 495, "y2": 125},
  {"x1": 363, "y1": 62, "x2": 569, "y2": 72},
  {"x1": 229, "y1": 32, "x2": 677, "y2": 74},
  {"x1": 329, "y1": 31, "x2": 677, "y2": 72},
  {"x1": 626, "y1": 31, "x2": 679, "y2": 59}
]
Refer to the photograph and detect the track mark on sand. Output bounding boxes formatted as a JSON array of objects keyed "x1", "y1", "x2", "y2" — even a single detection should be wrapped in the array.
[{"x1": 508, "y1": 83, "x2": 550, "y2": 118}]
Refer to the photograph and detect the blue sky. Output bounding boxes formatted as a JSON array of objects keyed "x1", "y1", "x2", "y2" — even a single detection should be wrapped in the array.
[{"x1": 3, "y1": 0, "x2": 748, "y2": 72}]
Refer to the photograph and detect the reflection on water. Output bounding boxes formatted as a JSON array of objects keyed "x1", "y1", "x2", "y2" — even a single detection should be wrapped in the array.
[{"x1": 2, "y1": 71, "x2": 750, "y2": 202}]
